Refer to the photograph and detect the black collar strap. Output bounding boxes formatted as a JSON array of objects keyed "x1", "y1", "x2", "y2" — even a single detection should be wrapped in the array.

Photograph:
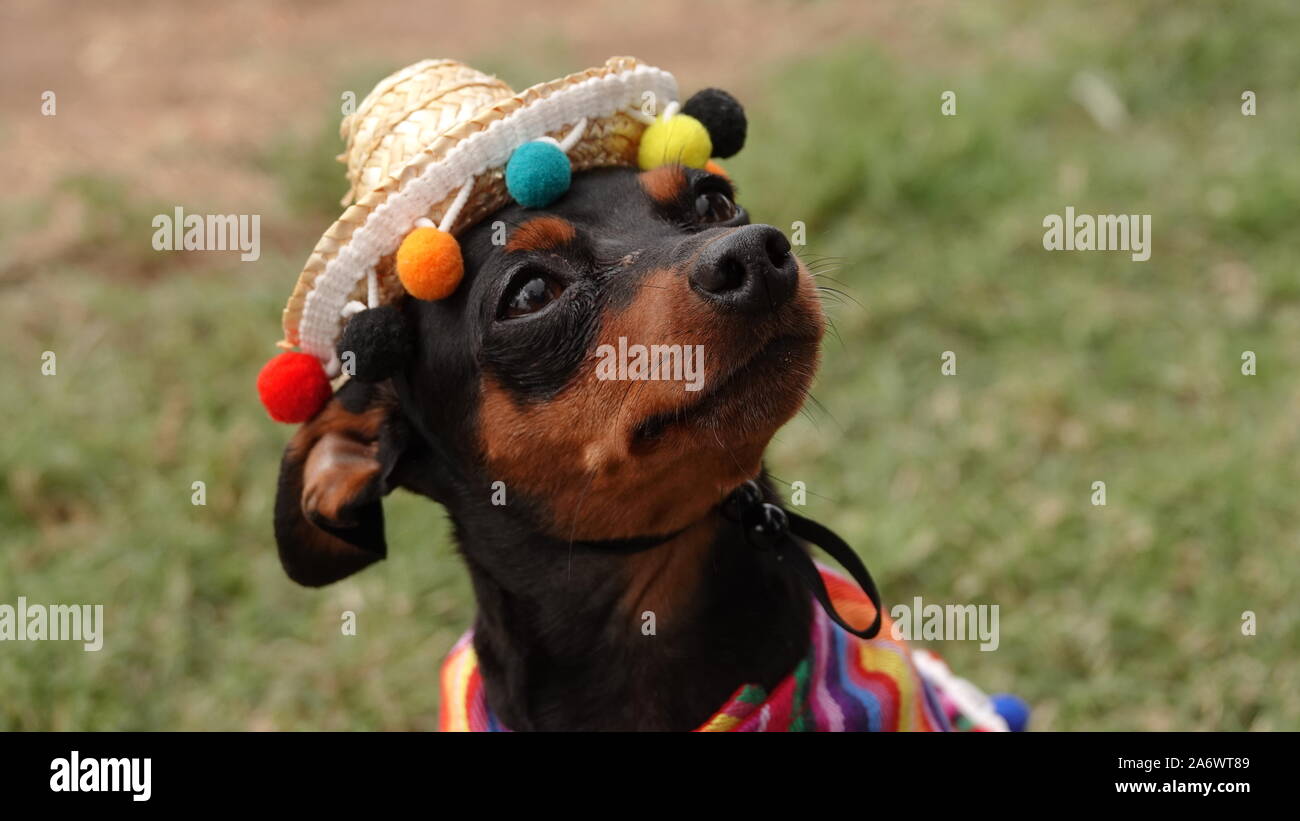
[
  {"x1": 720, "y1": 480, "x2": 882, "y2": 640},
  {"x1": 575, "y1": 480, "x2": 883, "y2": 640}
]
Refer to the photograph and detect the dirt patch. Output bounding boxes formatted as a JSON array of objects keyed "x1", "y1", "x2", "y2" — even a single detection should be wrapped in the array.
[{"x1": 0, "y1": 0, "x2": 951, "y2": 270}]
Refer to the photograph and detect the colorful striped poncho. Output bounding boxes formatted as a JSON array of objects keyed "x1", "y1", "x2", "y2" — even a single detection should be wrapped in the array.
[{"x1": 439, "y1": 566, "x2": 1000, "y2": 732}]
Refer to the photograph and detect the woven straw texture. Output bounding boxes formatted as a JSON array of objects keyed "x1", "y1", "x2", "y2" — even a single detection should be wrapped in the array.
[
  {"x1": 280, "y1": 57, "x2": 652, "y2": 350},
  {"x1": 338, "y1": 59, "x2": 514, "y2": 207}
]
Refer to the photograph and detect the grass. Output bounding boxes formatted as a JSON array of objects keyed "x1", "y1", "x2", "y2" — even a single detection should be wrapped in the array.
[{"x1": 2, "y1": 0, "x2": 1297, "y2": 730}]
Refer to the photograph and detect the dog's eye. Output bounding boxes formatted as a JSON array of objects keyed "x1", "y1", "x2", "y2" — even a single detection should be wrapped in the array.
[
  {"x1": 500, "y1": 271, "x2": 564, "y2": 319},
  {"x1": 695, "y1": 190, "x2": 737, "y2": 223}
]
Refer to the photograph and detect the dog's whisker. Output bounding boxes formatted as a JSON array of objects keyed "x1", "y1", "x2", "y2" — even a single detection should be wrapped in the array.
[
  {"x1": 810, "y1": 272, "x2": 853, "y2": 287},
  {"x1": 803, "y1": 391, "x2": 844, "y2": 435},
  {"x1": 815, "y1": 285, "x2": 864, "y2": 311},
  {"x1": 822, "y1": 314, "x2": 846, "y2": 349},
  {"x1": 764, "y1": 472, "x2": 837, "y2": 504},
  {"x1": 710, "y1": 426, "x2": 749, "y2": 483},
  {"x1": 808, "y1": 267, "x2": 847, "y2": 276},
  {"x1": 798, "y1": 260, "x2": 847, "y2": 273},
  {"x1": 807, "y1": 267, "x2": 847, "y2": 279},
  {"x1": 814, "y1": 288, "x2": 847, "y2": 307}
]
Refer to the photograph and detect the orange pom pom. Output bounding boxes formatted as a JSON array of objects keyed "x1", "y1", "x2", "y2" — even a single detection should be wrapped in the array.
[
  {"x1": 705, "y1": 160, "x2": 729, "y2": 179},
  {"x1": 396, "y1": 226, "x2": 464, "y2": 301}
]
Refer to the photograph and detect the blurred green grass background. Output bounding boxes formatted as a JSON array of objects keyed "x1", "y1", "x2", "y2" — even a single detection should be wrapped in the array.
[{"x1": 2, "y1": 0, "x2": 1298, "y2": 730}]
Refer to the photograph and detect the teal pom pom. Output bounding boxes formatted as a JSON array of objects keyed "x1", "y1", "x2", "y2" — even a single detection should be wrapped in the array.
[{"x1": 505, "y1": 140, "x2": 572, "y2": 208}]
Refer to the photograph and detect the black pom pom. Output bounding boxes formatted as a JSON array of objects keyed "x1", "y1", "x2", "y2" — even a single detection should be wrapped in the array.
[
  {"x1": 683, "y1": 88, "x2": 747, "y2": 159},
  {"x1": 336, "y1": 305, "x2": 411, "y2": 383}
]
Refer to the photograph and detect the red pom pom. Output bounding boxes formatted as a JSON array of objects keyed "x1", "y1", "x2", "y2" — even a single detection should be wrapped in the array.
[{"x1": 257, "y1": 351, "x2": 331, "y2": 423}]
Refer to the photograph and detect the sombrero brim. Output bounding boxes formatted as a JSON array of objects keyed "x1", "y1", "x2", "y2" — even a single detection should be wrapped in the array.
[{"x1": 281, "y1": 57, "x2": 678, "y2": 366}]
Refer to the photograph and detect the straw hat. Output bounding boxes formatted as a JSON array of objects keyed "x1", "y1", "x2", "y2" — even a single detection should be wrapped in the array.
[{"x1": 257, "y1": 56, "x2": 749, "y2": 423}]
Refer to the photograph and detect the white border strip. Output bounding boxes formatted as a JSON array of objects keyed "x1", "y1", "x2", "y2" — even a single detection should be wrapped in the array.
[{"x1": 912, "y1": 649, "x2": 1010, "y2": 732}]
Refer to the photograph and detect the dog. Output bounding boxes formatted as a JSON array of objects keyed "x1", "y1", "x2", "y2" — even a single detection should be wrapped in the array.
[
  {"x1": 275, "y1": 161, "x2": 840, "y2": 729},
  {"x1": 265, "y1": 57, "x2": 1012, "y2": 732},
  {"x1": 274, "y1": 161, "x2": 1010, "y2": 731}
]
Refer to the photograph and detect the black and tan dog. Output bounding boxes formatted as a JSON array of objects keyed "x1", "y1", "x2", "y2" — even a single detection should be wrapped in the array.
[{"x1": 273, "y1": 163, "x2": 832, "y2": 731}]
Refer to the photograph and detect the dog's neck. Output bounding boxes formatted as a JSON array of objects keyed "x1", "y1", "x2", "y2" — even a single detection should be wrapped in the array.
[{"x1": 447, "y1": 486, "x2": 812, "y2": 731}]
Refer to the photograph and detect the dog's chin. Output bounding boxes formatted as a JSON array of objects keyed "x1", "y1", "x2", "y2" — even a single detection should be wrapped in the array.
[{"x1": 630, "y1": 333, "x2": 821, "y2": 453}]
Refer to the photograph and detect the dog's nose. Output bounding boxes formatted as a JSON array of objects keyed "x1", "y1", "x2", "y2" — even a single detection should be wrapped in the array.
[{"x1": 690, "y1": 225, "x2": 798, "y2": 314}]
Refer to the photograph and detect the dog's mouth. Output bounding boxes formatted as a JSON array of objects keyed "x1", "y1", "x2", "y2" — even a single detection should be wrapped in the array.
[{"x1": 630, "y1": 332, "x2": 820, "y2": 447}]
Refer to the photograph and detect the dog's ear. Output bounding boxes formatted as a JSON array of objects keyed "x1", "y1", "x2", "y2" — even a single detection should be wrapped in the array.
[{"x1": 273, "y1": 380, "x2": 408, "y2": 587}]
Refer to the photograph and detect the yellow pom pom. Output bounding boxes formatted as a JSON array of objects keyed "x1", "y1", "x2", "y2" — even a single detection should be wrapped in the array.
[
  {"x1": 396, "y1": 226, "x2": 463, "y2": 301},
  {"x1": 638, "y1": 113, "x2": 713, "y2": 171}
]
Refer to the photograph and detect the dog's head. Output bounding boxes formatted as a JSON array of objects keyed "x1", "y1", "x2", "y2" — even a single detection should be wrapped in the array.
[{"x1": 274, "y1": 164, "x2": 824, "y2": 585}]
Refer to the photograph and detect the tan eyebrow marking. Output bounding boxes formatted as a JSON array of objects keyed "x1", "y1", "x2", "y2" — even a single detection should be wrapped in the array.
[
  {"x1": 639, "y1": 165, "x2": 688, "y2": 206},
  {"x1": 505, "y1": 217, "x2": 577, "y2": 253}
]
